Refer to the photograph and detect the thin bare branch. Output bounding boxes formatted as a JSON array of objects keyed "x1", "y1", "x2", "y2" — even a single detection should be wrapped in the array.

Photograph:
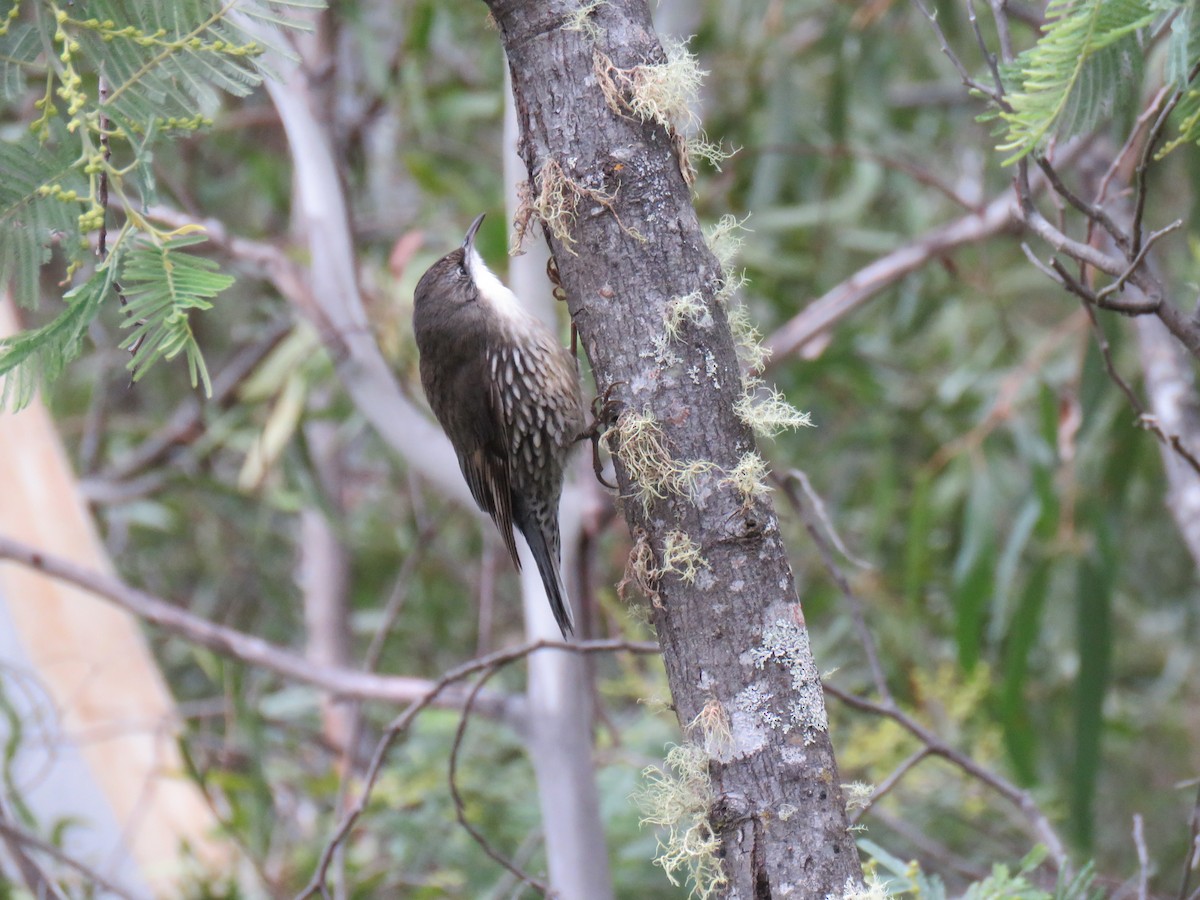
[
  {"x1": 1019, "y1": 202, "x2": 1129, "y2": 282},
  {"x1": 1049, "y1": 258, "x2": 1101, "y2": 304},
  {"x1": 967, "y1": 0, "x2": 1006, "y2": 103},
  {"x1": 849, "y1": 748, "x2": 931, "y2": 825},
  {"x1": 0, "y1": 802, "x2": 70, "y2": 900},
  {"x1": 1035, "y1": 155, "x2": 1130, "y2": 253},
  {"x1": 1094, "y1": 220, "x2": 1182, "y2": 306},
  {"x1": 987, "y1": 0, "x2": 1016, "y2": 62},
  {"x1": 823, "y1": 681, "x2": 1069, "y2": 869},
  {"x1": 0, "y1": 805, "x2": 132, "y2": 900},
  {"x1": 1020, "y1": 242, "x2": 1065, "y2": 284},
  {"x1": 912, "y1": 0, "x2": 1007, "y2": 106},
  {"x1": 0, "y1": 536, "x2": 504, "y2": 712},
  {"x1": 449, "y1": 667, "x2": 554, "y2": 896},
  {"x1": 765, "y1": 188, "x2": 1019, "y2": 361},
  {"x1": 295, "y1": 638, "x2": 659, "y2": 899},
  {"x1": 787, "y1": 469, "x2": 873, "y2": 570},
  {"x1": 1078, "y1": 301, "x2": 1200, "y2": 478},
  {"x1": 1133, "y1": 62, "x2": 1200, "y2": 257},
  {"x1": 766, "y1": 142, "x2": 1090, "y2": 362},
  {"x1": 1096, "y1": 85, "x2": 1172, "y2": 207}
]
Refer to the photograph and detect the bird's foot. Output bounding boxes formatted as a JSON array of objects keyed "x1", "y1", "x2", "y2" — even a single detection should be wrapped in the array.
[
  {"x1": 547, "y1": 257, "x2": 568, "y2": 304},
  {"x1": 578, "y1": 383, "x2": 624, "y2": 489}
]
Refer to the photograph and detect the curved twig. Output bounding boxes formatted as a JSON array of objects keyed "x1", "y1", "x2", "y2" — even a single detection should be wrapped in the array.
[
  {"x1": 824, "y1": 681, "x2": 1069, "y2": 870},
  {"x1": 294, "y1": 637, "x2": 659, "y2": 899},
  {"x1": 448, "y1": 667, "x2": 555, "y2": 896}
]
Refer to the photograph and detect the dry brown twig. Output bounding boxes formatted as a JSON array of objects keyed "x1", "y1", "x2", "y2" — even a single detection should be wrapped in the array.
[
  {"x1": 777, "y1": 469, "x2": 890, "y2": 704},
  {"x1": 823, "y1": 681, "x2": 1069, "y2": 869},
  {"x1": 295, "y1": 636, "x2": 659, "y2": 899},
  {"x1": 0, "y1": 536, "x2": 503, "y2": 712},
  {"x1": 0, "y1": 806, "x2": 132, "y2": 900},
  {"x1": 448, "y1": 666, "x2": 554, "y2": 896}
]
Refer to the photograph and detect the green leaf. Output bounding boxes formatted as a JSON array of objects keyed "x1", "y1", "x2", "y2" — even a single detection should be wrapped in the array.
[
  {"x1": 0, "y1": 22, "x2": 42, "y2": 104},
  {"x1": 0, "y1": 126, "x2": 90, "y2": 310},
  {"x1": 1000, "y1": 561, "x2": 1050, "y2": 784},
  {"x1": 952, "y1": 467, "x2": 996, "y2": 671},
  {"x1": 1071, "y1": 537, "x2": 1114, "y2": 850},
  {"x1": 118, "y1": 236, "x2": 231, "y2": 393},
  {"x1": 999, "y1": 0, "x2": 1157, "y2": 163},
  {"x1": 1166, "y1": 4, "x2": 1195, "y2": 89},
  {"x1": 78, "y1": 0, "x2": 296, "y2": 136},
  {"x1": 0, "y1": 262, "x2": 117, "y2": 411}
]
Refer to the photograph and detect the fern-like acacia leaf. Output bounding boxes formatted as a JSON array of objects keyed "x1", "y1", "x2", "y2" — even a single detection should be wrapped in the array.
[
  {"x1": 119, "y1": 235, "x2": 232, "y2": 395},
  {"x1": 0, "y1": 127, "x2": 91, "y2": 310},
  {"x1": 0, "y1": 262, "x2": 117, "y2": 411},
  {"x1": 998, "y1": 0, "x2": 1157, "y2": 164}
]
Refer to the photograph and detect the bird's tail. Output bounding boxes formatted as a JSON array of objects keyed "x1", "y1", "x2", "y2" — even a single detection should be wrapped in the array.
[{"x1": 520, "y1": 521, "x2": 576, "y2": 638}]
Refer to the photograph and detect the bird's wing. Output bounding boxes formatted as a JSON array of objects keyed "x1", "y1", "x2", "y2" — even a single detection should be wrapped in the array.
[{"x1": 456, "y1": 376, "x2": 521, "y2": 570}]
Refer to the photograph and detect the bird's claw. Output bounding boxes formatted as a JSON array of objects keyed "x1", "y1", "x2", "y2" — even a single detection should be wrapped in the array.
[
  {"x1": 580, "y1": 382, "x2": 624, "y2": 490},
  {"x1": 547, "y1": 257, "x2": 568, "y2": 304}
]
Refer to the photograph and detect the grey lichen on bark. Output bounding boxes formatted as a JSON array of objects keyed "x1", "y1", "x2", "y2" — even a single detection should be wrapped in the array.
[{"x1": 482, "y1": 0, "x2": 863, "y2": 895}]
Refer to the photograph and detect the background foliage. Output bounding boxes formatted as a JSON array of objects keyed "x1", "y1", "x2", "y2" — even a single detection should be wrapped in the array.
[{"x1": 2, "y1": 0, "x2": 1200, "y2": 896}]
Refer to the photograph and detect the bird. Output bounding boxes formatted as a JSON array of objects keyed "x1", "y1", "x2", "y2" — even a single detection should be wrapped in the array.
[{"x1": 412, "y1": 213, "x2": 584, "y2": 637}]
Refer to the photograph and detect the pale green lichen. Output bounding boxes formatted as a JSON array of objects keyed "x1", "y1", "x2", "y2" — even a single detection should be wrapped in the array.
[
  {"x1": 687, "y1": 700, "x2": 733, "y2": 760},
  {"x1": 842, "y1": 781, "x2": 875, "y2": 813},
  {"x1": 620, "y1": 528, "x2": 709, "y2": 606},
  {"x1": 663, "y1": 290, "x2": 710, "y2": 341},
  {"x1": 563, "y1": 0, "x2": 605, "y2": 39},
  {"x1": 686, "y1": 135, "x2": 734, "y2": 174},
  {"x1": 619, "y1": 527, "x2": 661, "y2": 606},
  {"x1": 704, "y1": 215, "x2": 753, "y2": 311},
  {"x1": 726, "y1": 302, "x2": 771, "y2": 373},
  {"x1": 524, "y1": 157, "x2": 616, "y2": 253},
  {"x1": 830, "y1": 875, "x2": 890, "y2": 900},
  {"x1": 593, "y1": 39, "x2": 729, "y2": 185},
  {"x1": 635, "y1": 742, "x2": 727, "y2": 899},
  {"x1": 704, "y1": 213, "x2": 750, "y2": 277},
  {"x1": 660, "y1": 530, "x2": 708, "y2": 584},
  {"x1": 724, "y1": 450, "x2": 772, "y2": 507},
  {"x1": 596, "y1": 37, "x2": 704, "y2": 133},
  {"x1": 605, "y1": 408, "x2": 715, "y2": 513},
  {"x1": 735, "y1": 378, "x2": 814, "y2": 438}
]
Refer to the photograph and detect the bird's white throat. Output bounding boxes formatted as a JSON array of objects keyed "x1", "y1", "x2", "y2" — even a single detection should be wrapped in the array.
[{"x1": 466, "y1": 245, "x2": 525, "y2": 322}]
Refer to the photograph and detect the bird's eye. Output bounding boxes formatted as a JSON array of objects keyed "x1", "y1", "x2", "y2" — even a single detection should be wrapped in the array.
[{"x1": 456, "y1": 264, "x2": 466, "y2": 277}]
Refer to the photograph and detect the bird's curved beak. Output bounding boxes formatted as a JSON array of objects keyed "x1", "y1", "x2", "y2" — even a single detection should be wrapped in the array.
[{"x1": 462, "y1": 213, "x2": 486, "y2": 250}]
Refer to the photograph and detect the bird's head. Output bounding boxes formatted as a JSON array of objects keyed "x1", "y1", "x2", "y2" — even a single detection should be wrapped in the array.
[{"x1": 413, "y1": 213, "x2": 524, "y2": 322}]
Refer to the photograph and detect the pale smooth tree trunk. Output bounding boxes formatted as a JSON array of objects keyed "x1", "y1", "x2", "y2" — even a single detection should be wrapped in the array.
[
  {"x1": 0, "y1": 296, "x2": 235, "y2": 896},
  {"x1": 247, "y1": 12, "x2": 619, "y2": 897}
]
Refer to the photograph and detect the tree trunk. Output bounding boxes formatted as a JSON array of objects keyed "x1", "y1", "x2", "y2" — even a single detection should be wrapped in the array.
[
  {"x1": 0, "y1": 295, "x2": 234, "y2": 895},
  {"x1": 486, "y1": 1, "x2": 862, "y2": 895}
]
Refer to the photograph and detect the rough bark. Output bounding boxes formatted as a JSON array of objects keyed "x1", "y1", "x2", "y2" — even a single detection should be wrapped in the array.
[{"x1": 485, "y1": 1, "x2": 862, "y2": 895}]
